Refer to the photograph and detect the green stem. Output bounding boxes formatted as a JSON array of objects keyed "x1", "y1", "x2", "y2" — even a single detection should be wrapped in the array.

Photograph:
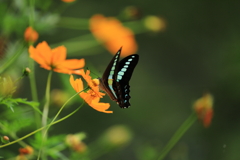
[
  {"x1": 123, "y1": 21, "x2": 148, "y2": 34},
  {"x1": 157, "y1": 112, "x2": 197, "y2": 160},
  {"x1": 57, "y1": 17, "x2": 89, "y2": 30},
  {"x1": 40, "y1": 70, "x2": 52, "y2": 160},
  {"x1": 29, "y1": 0, "x2": 35, "y2": 27},
  {"x1": 0, "y1": 103, "x2": 84, "y2": 148},
  {"x1": 28, "y1": 0, "x2": 40, "y2": 128},
  {"x1": 0, "y1": 43, "x2": 25, "y2": 74},
  {"x1": 29, "y1": 58, "x2": 41, "y2": 124},
  {"x1": 37, "y1": 89, "x2": 86, "y2": 160},
  {"x1": 42, "y1": 71, "x2": 52, "y2": 128},
  {"x1": 48, "y1": 89, "x2": 86, "y2": 131},
  {"x1": 0, "y1": 123, "x2": 27, "y2": 147}
]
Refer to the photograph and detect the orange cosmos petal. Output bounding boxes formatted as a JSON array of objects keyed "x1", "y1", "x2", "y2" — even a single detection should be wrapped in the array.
[
  {"x1": 70, "y1": 75, "x2": 84, "y2": 92},
  {"x1": 90, "y1": 14, "x2": 137, "y2": 57},
  {"x1": 29, "y1": 45, "x2": 51, "y2": 70},
  {"x1": 80, "y1": 92, "x2": 112, "y2": 113},
  {"x1": 34, "y1": 41, "x2": 52, "y2": 65},
  {"x1": 72, "y1": 69, "x2": 84, "y2": 75},
  {"x1": 53, "y1": 68, "x2": 71, "y2": 74},
  {"x1": 59, "y1": 59, "x2": 85, "y2": 69},
  {"x1": 77, "y1": 70, "x2": 104, "y2": 98},
  {"x1": 51, "y1": 46, "x2": 67, "y2": 65},
  {"x1": 29, "y1": 41, "x2": 85, "y2": 74},
  {"x1": 105, "y1": 37, "x2": 137, "y2": 57},
  {"x1": 91, "y1": 101, "x2": 113, "y2": 113}
]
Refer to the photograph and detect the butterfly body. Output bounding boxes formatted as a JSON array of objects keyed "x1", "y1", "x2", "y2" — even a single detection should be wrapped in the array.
[{"x1": 99, "y1": 48, "x2": 139, "y2": 108}]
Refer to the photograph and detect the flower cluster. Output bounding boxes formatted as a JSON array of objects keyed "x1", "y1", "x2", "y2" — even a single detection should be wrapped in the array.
[
  {"x1": 29, "y1": 41, "x2": 112, "y2": 113},
  {"x1": 70, "y1": 71, "x2": 112, "y2": 113}
]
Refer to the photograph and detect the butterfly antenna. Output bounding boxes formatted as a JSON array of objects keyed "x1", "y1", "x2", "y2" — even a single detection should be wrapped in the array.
[{"x1": 86, "y1": 67, "x2": 100, "y2": 78}]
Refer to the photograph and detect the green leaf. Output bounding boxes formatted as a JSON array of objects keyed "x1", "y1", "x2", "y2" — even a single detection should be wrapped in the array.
[{"x1": 0, "y1": 97, "x2": 41, "y2": 115}]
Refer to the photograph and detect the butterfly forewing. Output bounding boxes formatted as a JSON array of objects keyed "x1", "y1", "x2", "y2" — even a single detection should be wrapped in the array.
[
  {"x1": 99, "y1": 48, "x2": 121, "y2": 101},
  {"x1": 115, "y1": 54, "x2": 139, "y2": 108}
]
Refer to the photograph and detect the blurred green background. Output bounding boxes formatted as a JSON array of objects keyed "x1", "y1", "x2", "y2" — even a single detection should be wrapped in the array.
[{"x1": 2, "y1": 0, "x2": 240, "y2": 159}]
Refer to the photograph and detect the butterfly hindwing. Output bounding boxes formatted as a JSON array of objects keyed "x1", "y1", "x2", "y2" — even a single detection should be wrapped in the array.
[{"x1": 115, "y1": 54, "x2": 139, "y2": 108}]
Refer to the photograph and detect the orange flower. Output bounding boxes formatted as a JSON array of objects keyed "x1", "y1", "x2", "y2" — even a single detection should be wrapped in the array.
[
  {"x1": 29, "y1": 41, "x2": 85, "y2": 74},
  {"x1": 90, "y1": 14, "x2": 137, "y2": 57},
  {"x1": 74, "y1": 69, "x2": 103, "y2": 98},
  {"x1": 24, "y1": 26, "x2": 39, "y2": 43},
  {"x1": 70, "y1": 72, "x2": 112, "y2": 113},
  {"x1": 19, "y1": 146, "x2": 34, "y2": 155},
  {"x1": 65, "y1": 133, "x2": 87, "y2": 153},
  {"x1": 62, "y1": 0, "x2": 75, "y2": 2},
  {"x1": 193, "y1": 93, "x2": 214, "y2": 127}
]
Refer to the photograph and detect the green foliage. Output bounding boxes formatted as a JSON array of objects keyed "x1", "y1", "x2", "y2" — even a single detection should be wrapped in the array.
[
  {"x1": 0, "y1": 108, "x2": 34, "y2": 134},
  {"x1": 136, "y1": 144, "x2": 159, "y2": 160},
  {"x1": 0, "y1": 98, "x2": 39, "y2": 112}
]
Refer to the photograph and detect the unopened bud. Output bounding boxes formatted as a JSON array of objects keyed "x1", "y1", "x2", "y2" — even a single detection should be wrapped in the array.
[
  {"x1": 193, "y1": 93, "x2": 214, "y2": 127},
  {"x1": 22, "y1": 67, "x2": 31, "y2": 77},
  {"x1": 24, "y1": 27, "x2": 39, "y2": 43},
  {"x1": 101, "y1": 125, "x2": 132, "y2": 147},
  {"x1": 143, "y1": 16, "x2": 166, "y2": 32},
  {"x1": 1, "y1": 136, "x2": 10, "y2": 143},
  {"x1": 122, "y1": 6, "x2": 142, "y2": 20},
  {"x1": 65, "y1": 133, "x2": 87, "y2": 153}
]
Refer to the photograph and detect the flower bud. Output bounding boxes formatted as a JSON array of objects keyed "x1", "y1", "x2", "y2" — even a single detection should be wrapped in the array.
[
  {"x1": 22, "y1": 67, "x2": 31, "y2": 77},
  {"x1": 1, "y1": 136, "x2": 10, "y2": 144},
  {"x1": 143, "y1": 16, "x2": 166, "y2": 32},
  {"x1": 122, "y1": 6, "x2": 142, "y2": 20},
  {"x1": 100, "y1": 125, "x2": 132, "y2": 147},
  {"x1": 0, "y1": 76, "x2": 15, "y2": 97},
  {"x1": 65, "y1": 133, "x2": 87, "y2": 153},
  {"x1": 24, "y1": 27, "x2": 39, "y2": 43},
  {"x1": 193, "y1": 93, "x2": 214, "y2": 127}
]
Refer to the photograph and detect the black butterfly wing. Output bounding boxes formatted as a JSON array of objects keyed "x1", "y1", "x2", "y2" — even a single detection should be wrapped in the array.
[
  {"x1": 99, "y1": 48, "x2": 122, "y2": 101},
  {"x1": 115, "y1": 54, "x2": 139, "y2": 108}
]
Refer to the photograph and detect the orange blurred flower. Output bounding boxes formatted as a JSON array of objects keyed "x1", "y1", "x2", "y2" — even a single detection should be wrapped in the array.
[
  {"x1": 65, "y1": 133, "x2": 87, "y2": 153},
  {"x1": 193, "y1": 93, "x2": 214, "y2": 127},
  {"x1": 24, "y1": 27, "x2": 39, "y2": 43},
  {"x1": 19, "y1": 146, "x2": 34, "y2": 155},
  {"x1": 70, "y1": 71, "x2": 112, "y2": 113},
  {"x1": 29, "y1": 41, "x2": 85, "y2": 74},
  {"x1": 89, "y1": 14, "x2": 137, "y2": 57},
  {"x1": 62, "y1": 0, "x2": 75, "y2": 2}
]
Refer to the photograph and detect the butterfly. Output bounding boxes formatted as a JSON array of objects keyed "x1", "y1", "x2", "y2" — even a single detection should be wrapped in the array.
[{"x1": 99, "y1": 47, "x2": 139, "y2": 108}]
